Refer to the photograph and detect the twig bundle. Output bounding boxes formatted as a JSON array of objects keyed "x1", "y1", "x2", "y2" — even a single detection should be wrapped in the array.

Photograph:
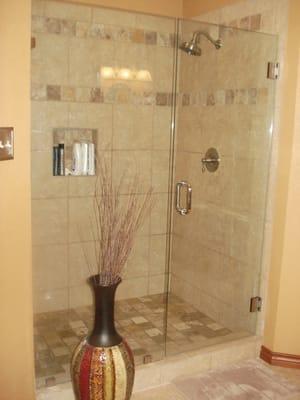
[{"x1": 82, "y1": 155, "x2": 153, "y2": 286}]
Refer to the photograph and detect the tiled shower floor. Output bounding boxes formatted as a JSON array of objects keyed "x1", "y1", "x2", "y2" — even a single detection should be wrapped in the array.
[{"x1": 34, "y1": 294, "x2": 233, "y2": 389}]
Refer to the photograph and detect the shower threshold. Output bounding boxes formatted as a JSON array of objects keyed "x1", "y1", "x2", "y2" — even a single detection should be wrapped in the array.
[{"x1": 36, "y1": 335, "x2": 259, "y2": 400}]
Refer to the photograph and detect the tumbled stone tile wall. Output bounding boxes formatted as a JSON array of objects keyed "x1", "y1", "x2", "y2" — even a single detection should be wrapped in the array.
[
  {"x1": 191, "y1": 0, "x2": 289, "y2": 338},
  {"x1": 31, "y1": 0, "x2": 176, "y2": 312},
  {"x1": 170, "y1": 4, "x2": 282, "y2": 334}
]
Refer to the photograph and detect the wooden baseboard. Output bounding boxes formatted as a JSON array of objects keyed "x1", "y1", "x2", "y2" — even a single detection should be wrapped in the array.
[{"x1": 260, "y1": 346, "x2": 300, "y2": 369}]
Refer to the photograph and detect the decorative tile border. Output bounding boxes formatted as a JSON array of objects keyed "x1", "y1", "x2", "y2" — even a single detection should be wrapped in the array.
[
  {"x1": 31, "y1": 13, "x2": 263, "y2": 52},
  {"x1": 31, "y1": 83, "x2": 173, "y2": 106},
  {"x1": 31, "y1": 83, "x2": 267, "y2": 107},
  {"x1": 180, "y1": 87, "x2": 268, "y2": 107},
  {"x1": 32, "y1": 15, "x2": 175, "y2": 48}
]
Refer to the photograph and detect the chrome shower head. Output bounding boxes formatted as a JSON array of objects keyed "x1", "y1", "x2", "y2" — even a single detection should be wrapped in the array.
[
  {"x1": 180, "y1": 30, "x2": 222, "y2": 56},
  {"x1": 180, "y1": 38, "x2": 202, "y2": 56}
]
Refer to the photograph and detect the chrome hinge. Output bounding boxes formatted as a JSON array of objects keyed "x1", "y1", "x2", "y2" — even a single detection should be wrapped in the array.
[
  {"x1": 267, "y1": 62, "x2": 280, "y2": 80},
  {"x1": 31, "y1": 37, "x2": 36, "y2": 49},
  {"x1": 143, "y1": 354, "x2": 152, "y2": 364},
  {"x1": 250, "y1": 296, "x2": 262, "y2": 312}
]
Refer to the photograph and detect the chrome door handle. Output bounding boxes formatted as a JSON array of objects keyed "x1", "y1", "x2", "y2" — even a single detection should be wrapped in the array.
[{"x1": 176, "y1": 181, "x2": 192, "y2": 215}]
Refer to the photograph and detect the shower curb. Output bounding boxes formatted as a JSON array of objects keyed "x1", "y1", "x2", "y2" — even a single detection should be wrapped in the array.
[{"x1": 36, "y1": 335, "x2": 261, "y2": 399}]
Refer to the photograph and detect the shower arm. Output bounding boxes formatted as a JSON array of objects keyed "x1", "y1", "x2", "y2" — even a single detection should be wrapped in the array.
[{"x1": 191, "y1": 31, "x2": 222, "y2": 49}]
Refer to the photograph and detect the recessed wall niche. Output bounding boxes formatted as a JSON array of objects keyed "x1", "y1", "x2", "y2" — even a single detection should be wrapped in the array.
[{"x1": 53, "y1": 128, "x2": 97, "y2": 176}]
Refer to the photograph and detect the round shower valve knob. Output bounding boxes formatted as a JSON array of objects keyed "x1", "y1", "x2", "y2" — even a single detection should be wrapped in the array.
[{"x1": 201, "y1": 148, "x2": 221, "y2": 173}]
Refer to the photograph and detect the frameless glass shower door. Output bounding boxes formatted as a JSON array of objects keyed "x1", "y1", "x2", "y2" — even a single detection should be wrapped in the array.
[{"x1": 167, "y1": 19, "x2": 277, "y2": 355}]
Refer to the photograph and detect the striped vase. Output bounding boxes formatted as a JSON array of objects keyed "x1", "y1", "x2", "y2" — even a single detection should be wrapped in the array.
[{"x1": 71, "y1": 276, "x2": 135, "y2": 400}]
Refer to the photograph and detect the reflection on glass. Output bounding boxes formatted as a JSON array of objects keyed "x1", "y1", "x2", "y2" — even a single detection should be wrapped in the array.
[{"x1": 100, "y1": 66, "x2": 152, "y2": 82}]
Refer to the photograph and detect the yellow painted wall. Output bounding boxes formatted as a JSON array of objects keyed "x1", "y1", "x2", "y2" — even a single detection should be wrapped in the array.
[
  {"x1": 183, "y1": 0, "x2": 240, "y2": 17},
  {"x1": 61, "y1": 0, "x2": 183, "y2": 17},
  {"x1": 0, "y1": 0, "x2": 35, "y2": 399},
  {"x1": 264, "y1": 0, "x2": 300, "y2": 355}
]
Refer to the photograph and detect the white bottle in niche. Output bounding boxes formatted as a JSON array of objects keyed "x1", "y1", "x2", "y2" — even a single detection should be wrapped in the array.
[
  {"x1": 88, "y1": 143, "x2": 95, "y2": 176},
  {"x1": 72, "y1": 142, "x2": 82, "y2": 175},
  {"x1": 81, "y1": 142, "x2": 89, "y2": 175}
]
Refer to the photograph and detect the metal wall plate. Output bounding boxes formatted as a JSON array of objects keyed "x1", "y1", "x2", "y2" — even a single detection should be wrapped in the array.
[
  {"x1": 250, "y1": 296, "x2": 262, "y2": 312},
  {"x1": 143, "y1": 354, "x2": 153, "y2": 364},
  {"x1": 267, "y1": 62, "x2": 280, "y2": 80},
  {"x1": 0, "y1": 127, "x2": 14, "y2": 161}
]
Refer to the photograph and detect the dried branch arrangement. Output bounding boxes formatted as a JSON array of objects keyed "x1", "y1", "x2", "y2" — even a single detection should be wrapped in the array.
[{"x1": 82, "y1": 156, "x2": 153, "y2": 286}]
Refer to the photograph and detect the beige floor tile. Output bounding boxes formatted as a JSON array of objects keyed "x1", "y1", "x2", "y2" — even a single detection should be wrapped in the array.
[
  {"x1": 173, "y1": 359, "x2": 300, "y2": 400},
  {"x1": 266, "y1": 362, "x2": 300, "y2": 385},
  {"x1": 132, "y1": 384, "x2": 187, "y2": 400},
  {"x1": 286, "y1": 395, "x2": 300, "y2": 400}
]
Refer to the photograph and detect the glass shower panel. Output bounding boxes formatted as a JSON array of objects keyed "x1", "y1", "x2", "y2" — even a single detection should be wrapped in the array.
[
  {"x1": 167, "y1": 20, "x2": 277, "y2": 355},
  {"x1": 31, "y1": 0, "x2": 176, "y2": 388}
]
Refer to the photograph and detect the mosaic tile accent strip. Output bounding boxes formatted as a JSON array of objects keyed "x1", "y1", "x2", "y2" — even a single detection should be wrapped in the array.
[
  {"x1": 32, "y1": 83, "x2": 267, "y2": 107},
  {"x1": 34, "y1": 294, "x2": 232, "y2": 389},
  {"x1": 32, "y1": 16, "x2": 175, "y2": 48},
  {"x1": 180, "y1": 87, "x2": 268, "y2": 107},
  {"x1": 31, "y1": 83, "x2": 173, "y2": 106}
]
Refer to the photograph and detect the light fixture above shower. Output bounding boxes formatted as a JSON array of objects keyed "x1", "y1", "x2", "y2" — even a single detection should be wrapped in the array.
[{"x1": 180, "y1": 30, "x2": 223, "y2": 56}]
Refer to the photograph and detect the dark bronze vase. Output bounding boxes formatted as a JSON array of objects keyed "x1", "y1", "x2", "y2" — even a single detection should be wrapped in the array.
[{"x1": 71, "y1": 275, "x2": 135, "y2": 400}]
